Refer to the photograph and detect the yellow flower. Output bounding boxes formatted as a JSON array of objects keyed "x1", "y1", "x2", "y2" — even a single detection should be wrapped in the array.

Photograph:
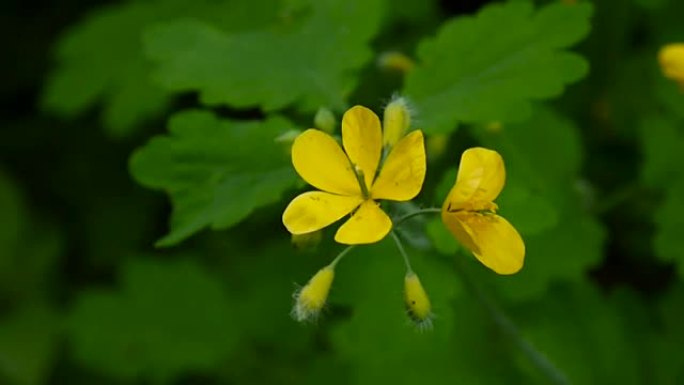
[
  {"x1": 441, "y1": 148, "x2": 525, "y2": 275},
  {"x1": 283, "y1": 105, "x2": 426, "y2": 244},
  {"x1": 659, "y1": 43, "x2": 684, "y2": 87}
]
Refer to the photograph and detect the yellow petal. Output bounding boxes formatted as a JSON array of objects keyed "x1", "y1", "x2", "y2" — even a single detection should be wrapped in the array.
[
  {"x1": 334, "y1": 200, "x2": 391, "y2": 244},
  {"x1": 342, "y1": 106, "x2": 382, "y2": 189},
  {"x1": 442, "y1": 211, "x2": 524, "y2": 275},
  {"x1": 283, "y1": 192, "x2": 363, "y2": 234},
  {"x1": 444, "y1": 147, "x2": 505, "y2": 211},
  {"x1": 371, "y1": 130, "x2": 426, "y2": 201},
  {"x1": 292, "y1": 129, "x2": 360, "y2": 196}
]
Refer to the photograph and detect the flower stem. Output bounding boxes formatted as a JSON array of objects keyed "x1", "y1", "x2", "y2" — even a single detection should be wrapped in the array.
[
  {"x1": 394, "y1": 207, "x2": 441, "y2": 226},
  {"x1": 452, "y1": 256, "x2": 570, "y2": 385},
  {"x1": 390, "y1": 231, "x2": 413, "y2": 273},
  {"x1": 328, "y1": 245, "x2": 355, "y2": 269}
]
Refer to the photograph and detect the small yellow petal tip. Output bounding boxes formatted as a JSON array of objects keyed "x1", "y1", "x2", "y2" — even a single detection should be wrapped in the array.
[
  {"x1": 659, "y1": 43, "x2": 684, "y2": 87},
  {"x1": 292, "y1": 266, "x2": 335, "y2": 322},
  {"x1": 314, "y1": 107, "x2": 337, "y2": 134},
  {"x1": 383, "y1": 96, "x2": 413, "y2": 147},
  {"x1": 404, "y1": 272, "x2": 433, "y2": 330}
]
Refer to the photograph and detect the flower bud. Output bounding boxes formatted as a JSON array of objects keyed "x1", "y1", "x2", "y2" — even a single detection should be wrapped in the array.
[
  {"x1": 314, "y1": 107, "x2": 336, "y2": 134},
  {"x1": 404, "y1": 272, "x2": 432, "y2": 328},
  {"x1": 383, "y1": 96, "x2": 412, "y2": 147},
  {"x1": 292, "y1": 266, "x2": 335, "y2": 322},
  {"x1": 378, "y1": 51, "x2": 415, "y2": 73},
  {"x1": 659, "y1": 43, "x2": 684, "y2": 87}
]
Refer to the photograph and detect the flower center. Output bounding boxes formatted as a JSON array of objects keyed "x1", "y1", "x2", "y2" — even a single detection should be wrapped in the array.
[{"x1": 446, "y1": 200, "x2": 498, "y2": 215}]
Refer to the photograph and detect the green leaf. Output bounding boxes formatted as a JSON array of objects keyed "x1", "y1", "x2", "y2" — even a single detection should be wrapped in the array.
[
  {"x1": 144, "y1": 0, "x2": 385, "y2": 111},
  {"x1": 66, "y1": 258, "x2": 239, "y2": 381},
  {"x1": 0, "y1": 169, "x2": 63, "y2": 302},
  {"x1": 404, "y1": 1, "x2": 592, "y2": 133},
  {"x1": 639, "y1": 115, "x2": 684, "y2": 188},
  {"x1": 130, "y1": 110, "x2": 297, "y2": 246},
  {"x1": 512, "y1": 284, "x2": 644, "y2": 385},
  {"x1": 41, "y1": 0, "x2": 281, "y2": 137},
  {"x1": 0, "y1": 305, "x2": 59, "y2": 385},
  {"x1": 426, "y1": 218, "x2": 461, "y2": 255},
  {"x1": 654, "y1": 177, "x2": 684, "y2": 276}
]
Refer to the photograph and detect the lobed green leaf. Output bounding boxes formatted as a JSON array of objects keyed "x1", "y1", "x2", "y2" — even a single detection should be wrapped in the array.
[
  {"x1": 404, "y1": 1, "x2": 592, "y2": 133},
  {"x1": 130, "y1": 110, "x2": 297, "y2": 246}
]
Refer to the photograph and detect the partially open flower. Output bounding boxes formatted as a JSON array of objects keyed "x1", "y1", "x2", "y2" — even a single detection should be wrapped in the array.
[
  {"x1": 404, "y1": 272, "x2": 433, "y2": 329},
  {"x1": 292, "y1": 266, "x2": 335, "y2": 322},
  {"x1": 441, "y1": 148, "x2": 525, "y2": 274}
]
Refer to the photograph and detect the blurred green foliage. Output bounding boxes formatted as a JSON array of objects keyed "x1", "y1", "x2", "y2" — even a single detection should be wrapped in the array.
[{"x1": 1, "y1": 0, "x2": 684, "y2": 384}]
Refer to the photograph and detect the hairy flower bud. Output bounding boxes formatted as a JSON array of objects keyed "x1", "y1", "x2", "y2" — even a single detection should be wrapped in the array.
[
  {"x1": 292, "y1": 266, "x2": 335, "y2": 322},
  {"x1": 383, "y1": 96, "x2": 412, "y2": 147},
  {"x1": 404, "y1": 272, "x2": 432, "y2": 328}
]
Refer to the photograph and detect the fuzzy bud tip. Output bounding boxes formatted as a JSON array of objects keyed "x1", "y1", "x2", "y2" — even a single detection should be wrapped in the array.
[
  {"x1": 404, "y1": 272, "x2": 433, "y2": 329},
  {"x1": 292, "y1": 266, "x2": 335, "y2": 322},
  {"x1": 383, "y1": 96, "x2": 412, "y2": 147}
]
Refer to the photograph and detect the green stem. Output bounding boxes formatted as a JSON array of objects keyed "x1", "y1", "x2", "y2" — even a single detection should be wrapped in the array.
[
  {"x1": 390, "y1": 231, "x2": 413, "y2": 273},
  {"x1": 394, "y1": 207, "x2": 441, "y2": 226},
  {"x1": 328, "y1": 245, "x2": 355, "y2": 269},
  {"x1": 453, "y1": 256, "x2": 570, "y2": 385}
]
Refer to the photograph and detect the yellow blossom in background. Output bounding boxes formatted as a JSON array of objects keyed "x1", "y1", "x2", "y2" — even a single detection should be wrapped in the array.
[
  {"x1": 283, "y1": 105, "x2": 426, "y2": 244},
  {"x1": 659, "y1": 43, "x2": 684, "y2": 87},
  {"x1": 377, "y1": 51, "x2": 415, "y2": 74},
  {"x1": 441, "y1": 148, "x2": 525, "y2": 274},
  {"x1": 292, "y1": 266, "x2": 335, "y2": 322}
]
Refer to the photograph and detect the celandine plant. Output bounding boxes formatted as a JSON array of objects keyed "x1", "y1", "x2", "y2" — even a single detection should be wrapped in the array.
[{"x1": 282, "y1": 98, "x2": 524, "y2": 327}]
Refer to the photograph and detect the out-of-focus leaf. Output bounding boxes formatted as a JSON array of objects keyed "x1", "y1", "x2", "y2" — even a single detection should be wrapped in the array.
[
  {"x1": 654, "y1": 177, "x2": 684, "y2": 276},
  {"x1": 0, "y1": 169, "x2": 23, "y2": 258},
  {"x1": 41, "y1": 0, "x2": 281, "y2": 137},
  {"x1": 639, "y1": 115, "x2": 684, "y2": 187},
  {"x1": 632, "y1": 0, "x2": 669, "y2": 10},
  {"x1": 0, "y1": 169, "x2": 63, "y2": 302},
  {"x1": 653, "y1": 284, "x2": 684, "y2": 383},
  {"x1": 512, "y1": 284, "x2": 644, "y2": 385},
  {"x1": 0, "y1": 305, "x2": 59, "y2": 385},
  {"x1": 130, "y1": 110, "x2": 297, "y2": 246},
  {"x1": 426, "y1": 218, "x2": 460, "y2": 255},
  {"x1": 404, "y1": 1, "x2": 592, "y2": 133},
  {"x1": 66, "y1": 258, "x2": 238, "y2": 381},
  {"x1": 144, "y1": 0, "x2": 385, "y2": 111}
]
